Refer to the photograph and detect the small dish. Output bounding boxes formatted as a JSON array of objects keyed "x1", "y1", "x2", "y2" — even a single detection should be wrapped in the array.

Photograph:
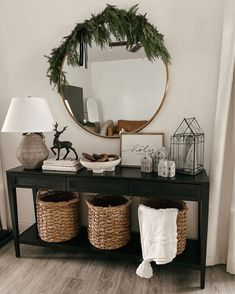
[{"x1": 80, "y1": 157, "x2": 121, "y2": 173}]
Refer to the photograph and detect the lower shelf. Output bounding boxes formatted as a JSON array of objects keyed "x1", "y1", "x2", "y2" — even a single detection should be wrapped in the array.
[
  {"x1": 19, "y1": 224, "x2": 201, "y2": 270},
  {"x1": 0, "y1": 230, "x2": 13, "y2": 248}
]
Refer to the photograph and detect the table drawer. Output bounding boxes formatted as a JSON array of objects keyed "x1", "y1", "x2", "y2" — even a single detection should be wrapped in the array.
[
  {"x1": 67, "y1": 177, "x2": 129, "y2": 195},
  {"x1": 14, "y1": 175, "x2": 66, "y2": 190},
  {"x1": 129, "y1": 181, "x2": 201, "y2": 200}
]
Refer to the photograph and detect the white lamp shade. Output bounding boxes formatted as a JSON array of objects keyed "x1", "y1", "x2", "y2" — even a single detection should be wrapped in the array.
[{"x1": 1, "y1": 97, "x2": 55, "y2": 133}]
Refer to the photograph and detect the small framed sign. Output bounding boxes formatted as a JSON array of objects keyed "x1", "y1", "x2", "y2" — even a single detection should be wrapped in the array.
[{"x1": 120, "y1": 132, "x2": 164, "y2": 167}]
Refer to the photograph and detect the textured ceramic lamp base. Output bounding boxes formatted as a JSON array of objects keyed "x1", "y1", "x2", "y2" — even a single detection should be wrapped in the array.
[{"x1": 16, "y1": 133, "x2": 49, "y2": 169}]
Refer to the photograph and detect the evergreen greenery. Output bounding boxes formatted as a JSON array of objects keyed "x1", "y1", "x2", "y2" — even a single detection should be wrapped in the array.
[{"x1": 46, "y1": 4, "x2": 171, "y2": 93}]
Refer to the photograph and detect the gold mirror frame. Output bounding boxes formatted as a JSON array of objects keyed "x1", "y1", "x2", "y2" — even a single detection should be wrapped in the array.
[{"x1": 60, "y1": 57, "x2": 170, "y2": 139}]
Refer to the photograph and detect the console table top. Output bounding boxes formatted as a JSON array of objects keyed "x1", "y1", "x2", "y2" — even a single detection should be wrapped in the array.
[{"x1": 7, "y1": 166, "x2": 209, "y2": 184}]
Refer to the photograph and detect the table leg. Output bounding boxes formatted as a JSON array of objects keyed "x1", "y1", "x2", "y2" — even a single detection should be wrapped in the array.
[
  {"x1": 198, "y1": 201, "x2": 201, "y2": 241},
  {"x1": 199, "y1": 183, "x2": 209, "y2": 289},
  {"x1": 7, "y1": 175, "x2": 20, "y2": 257},
  {"x1": 32, "y1": 188, "x2": 38, "y2": 225}
]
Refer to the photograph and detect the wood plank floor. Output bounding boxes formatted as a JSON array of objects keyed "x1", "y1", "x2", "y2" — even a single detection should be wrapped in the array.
[{"x1": 0, "y1": 242, "x2": 234, "y2": 294}]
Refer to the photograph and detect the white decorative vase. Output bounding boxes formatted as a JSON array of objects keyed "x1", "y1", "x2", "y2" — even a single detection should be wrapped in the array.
[{"x1": 16, "y1": 133, "x2": 49, "y2": 169}]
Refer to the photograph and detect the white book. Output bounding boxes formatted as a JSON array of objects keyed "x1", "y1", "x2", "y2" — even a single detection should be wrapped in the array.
[
  {"x1": 42, "y1": 164, "x2": 83, "y2": 172},
  {"x1": 43, "y1": 157, "x2": 80, "y2": 167}
]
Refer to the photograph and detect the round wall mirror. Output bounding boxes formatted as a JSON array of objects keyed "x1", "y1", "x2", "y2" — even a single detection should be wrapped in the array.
[{"x1": 61, "y1": 44, "x2": 169, "y2": 138}]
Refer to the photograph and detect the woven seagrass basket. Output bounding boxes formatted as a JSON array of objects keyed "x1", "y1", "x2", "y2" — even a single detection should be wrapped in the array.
[
  {"x1": 85, "y1": 195, "x2": 132, "y2": 250},
  {"x1": 36, "y1": 189, "x2": 80, "y2": 243},
  {"x1": 140, "y1": 198, "x2": 188, "y2": 255}
]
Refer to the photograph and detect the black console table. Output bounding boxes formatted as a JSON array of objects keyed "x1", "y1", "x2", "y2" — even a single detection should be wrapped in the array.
[{"x1": 6, "y1": 166, "x2": 209, "y2": 289}]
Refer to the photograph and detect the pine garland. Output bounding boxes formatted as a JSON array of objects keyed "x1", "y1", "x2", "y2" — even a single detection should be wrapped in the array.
[{"x1": 46, "y1": 4, "x2": 171, "y2": 93}]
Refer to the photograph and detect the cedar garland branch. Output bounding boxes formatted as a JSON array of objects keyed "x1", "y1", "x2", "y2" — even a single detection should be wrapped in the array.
[{"x1": 46, "y1": 4, "x2": 171, "y2": 93}]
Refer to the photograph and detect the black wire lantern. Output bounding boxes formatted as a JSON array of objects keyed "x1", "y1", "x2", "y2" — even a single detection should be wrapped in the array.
[{"x1": 170, "y1": 118, "x2": 204, "y2": 175}]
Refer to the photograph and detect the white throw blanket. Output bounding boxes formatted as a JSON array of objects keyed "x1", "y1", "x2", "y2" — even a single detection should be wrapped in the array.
[{"x1": 136, "y1": 204, "x2": 178, "y2": 279}]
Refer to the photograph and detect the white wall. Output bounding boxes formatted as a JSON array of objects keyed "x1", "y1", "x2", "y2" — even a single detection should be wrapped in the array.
[{"x1": 0, "y1": 0, "x2": 224, "y2": 237}]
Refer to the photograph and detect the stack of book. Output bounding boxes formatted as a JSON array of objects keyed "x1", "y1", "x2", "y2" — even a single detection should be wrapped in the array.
[{"x1": 42, "y1": 157, "x2": 83, "y2": 172}]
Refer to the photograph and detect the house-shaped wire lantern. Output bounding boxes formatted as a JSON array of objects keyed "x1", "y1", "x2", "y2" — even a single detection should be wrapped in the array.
[{"x1": 170, "y1": 118, "x2": 204, "y2": 175}]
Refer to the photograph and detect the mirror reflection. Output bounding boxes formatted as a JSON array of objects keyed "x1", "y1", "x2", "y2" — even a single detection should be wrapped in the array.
[{"x1": 61, "y1": 44, "x2": 168, "y2": 137}]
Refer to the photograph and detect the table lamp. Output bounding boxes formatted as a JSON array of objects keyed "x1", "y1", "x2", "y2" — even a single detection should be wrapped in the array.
[{"x1": 1, "y1": 97, "x2": 54, "y2": 169}]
